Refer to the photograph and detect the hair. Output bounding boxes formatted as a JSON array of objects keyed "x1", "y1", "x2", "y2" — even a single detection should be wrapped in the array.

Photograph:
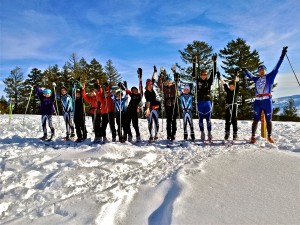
[{"x1": 229, "y1": 81, "x2": 235, "y2": 86}]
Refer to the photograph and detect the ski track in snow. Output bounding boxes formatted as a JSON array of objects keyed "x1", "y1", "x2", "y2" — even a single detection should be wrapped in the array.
[{"x1": 0, "y1": 115, "x2": 299, "y2": 224}]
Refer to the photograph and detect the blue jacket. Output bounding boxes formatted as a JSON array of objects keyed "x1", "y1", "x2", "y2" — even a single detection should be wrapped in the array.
[
  {"x1": 35, "y1": 87, "x2": 55, "y2": 115},
  {"x1": 245, "y1": 55, "x2": 284, "y2": 99}
]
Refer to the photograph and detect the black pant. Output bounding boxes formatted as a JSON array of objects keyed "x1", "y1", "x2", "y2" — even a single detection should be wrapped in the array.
[
  {"x1": 74, "y1": 114, "x2": 87, "y2": 139},
  {"x1": 91, "y1": 113, "x2": 102, "y2": 138},
  {"x1": 225, "y1": 105, "x2": 237, "y2": 135},
  {"x1": 101, "y1": 112, "x2": 116, "y2": 138},
  {"x1": 124, "y1": 107, "x2": 140, "y2": 138},
  {"x1": 115, "y1": 112, "x2": 126, "y2": 137},
  {"x1": 165, "y1": 105, "x2": 178, "y2": 138}
]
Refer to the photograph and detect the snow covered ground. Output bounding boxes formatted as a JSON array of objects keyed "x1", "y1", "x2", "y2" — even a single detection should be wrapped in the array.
[{"x1": 0, "y1": 114, "x2": 299, "y2": 225}]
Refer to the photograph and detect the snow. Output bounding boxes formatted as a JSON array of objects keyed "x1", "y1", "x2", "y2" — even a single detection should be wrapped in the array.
[{"x1": 0, "y1": 114, "x2": 299, "y2": 225}]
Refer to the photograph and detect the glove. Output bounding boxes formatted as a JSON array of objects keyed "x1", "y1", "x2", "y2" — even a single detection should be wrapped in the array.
[
  {"x1": 281, "y1": 46, "x2": 288, "y2": 57},
  {"x1": 103, "y1": 82, "x2": 108, "y2": 87},
  {"x1": 137, "y1": 68, "x2": 142, "y2": 76},
  {"x1": 241, "y1": 67, "x2": 247, "y2": 73},
  {"x1": 154, "y1": 66, "x2": 157, "y2": 73},
  {"x1": 235, "y1": 76, "x2": 240, "y2": 82},
  {"x1": 212, "y1": 53, "x2": 217, "y2": 61},
  {"x1": 52, "y1": 82, "x2": 56, "y2": 87},
  {"x1": 123, "y1": 81, "x2": 127, "y2": 89},
  {"x1": 118, "y1": 82, "x2": 125, "y2": 90},
  {"x1": 216, "y1": 72, "x2": 221, "y2": 80},
  {"x1": 144, "y1": 108, "x2": 150, "y2": 118}
]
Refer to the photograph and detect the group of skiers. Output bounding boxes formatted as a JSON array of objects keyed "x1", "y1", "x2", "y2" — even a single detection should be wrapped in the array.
[{"x1": 36, "y1": 47, "x2": 288, "y2": 144}]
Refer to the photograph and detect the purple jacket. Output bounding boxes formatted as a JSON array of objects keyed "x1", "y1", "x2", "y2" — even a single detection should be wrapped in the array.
[{"x1": 35, "y1": 87, "x2": 55, "y2": 115}]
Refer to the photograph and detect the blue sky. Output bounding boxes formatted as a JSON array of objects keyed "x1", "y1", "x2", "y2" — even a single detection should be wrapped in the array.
[{"x1": 1, "y1": 0, "x2": 300, "y2": 99}]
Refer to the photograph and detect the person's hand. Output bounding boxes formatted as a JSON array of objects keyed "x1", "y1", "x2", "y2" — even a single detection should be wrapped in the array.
[
  {"x1": 144, "y1": 108, "x2": 150, "y2": 118},
  {"x1": 82, "y1": 83, "x2": 85, "y2": 89},
  {"x1": 123, "y1": 81, "x2": 127, "y2": 89},
  {"x1": 52, "y1": 82, "x2": 56, "y2": 87},
  {"x1": 235, "y1": 76, "x2": 240, "y2": 82},
  {"x1": 212, "y1": 53, "x2": 217, "y2": 62},
  {"x1": 153, "y1": 66, "x2": 157, "y2": 73},
  {"x1": 281, "y1": 46, "x2": 288, "y2": 57}
]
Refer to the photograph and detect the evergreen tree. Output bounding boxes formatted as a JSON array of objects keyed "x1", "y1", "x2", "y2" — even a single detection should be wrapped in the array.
[
  {"x1": 105, "y1": 59, "x2": 122, "y2": 88},
  {"x1": 3, "y1": 67, "x2": 25, "y2": 113},
  {"x1": 0, "y1": 96, "x2": 8, "y2": 114},
  {"x1": 282, "y1": 98, "x2": 298, "y2": 118},
  {"x1": 219, "y1": 38, "x2": 261, "y2": 120},
  {"x1": 87, "y1": 58, "x2": 106, "y2": 90},
  {"x1": 23, "y1": 68, "x2": 43, "y2": 114},
  {"x1": 178, "y1": 40, "x2": 214, "y2": 83}
]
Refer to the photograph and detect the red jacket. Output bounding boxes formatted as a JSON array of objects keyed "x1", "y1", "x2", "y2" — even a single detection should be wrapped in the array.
[
  {"x1": 97, "y1": 86, "x2": 115, "y2": 114},
  {"x1": 82, "y1": 89, "x2": 101, "y2": 115}
]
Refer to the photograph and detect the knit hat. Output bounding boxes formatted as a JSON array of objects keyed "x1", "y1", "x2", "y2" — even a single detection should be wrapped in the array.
[
  {"x1": 257, "y1": 65, "x2": 267, "y2": 71},
  {"x1": 183, "y1": 84, "x2": 190, "y2": 91}
]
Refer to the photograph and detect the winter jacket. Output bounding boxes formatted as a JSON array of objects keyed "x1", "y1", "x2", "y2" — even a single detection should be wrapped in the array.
[{"x1": 35, "y1": 86, "x2": 55, "y2": 115}]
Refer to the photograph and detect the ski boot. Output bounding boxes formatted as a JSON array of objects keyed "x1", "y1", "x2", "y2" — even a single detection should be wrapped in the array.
[
  {"x1": 40, "y1": 135, "x2": 47, "y2": 140},
  {"x1": 208, "y1": 131, "x2": 212, "y2": 142},
  {"x1": 250, "y1": 136, "x2": 256, "y2": 143},
  {"x1": 184, "y1": 134, "x2": 188, "y2": 141},
  {"x1": 191, "y1": 133, "x2": 195, "y2": 141},
  {"x1": 70, "y1": 132, "x2": 75, "y2": 138},
  {"x1": 233, "y1": 133, "x2": 238, "y2": 141},
  {"x1": 268, "y1": 136, "x2": 275, "y2": 143},
  {"x1": 127, "y1": 135, "x2": 133, "y2": 142},
  {"x1": 224, "y1": 132, "x2": 229, "y2": 141}
]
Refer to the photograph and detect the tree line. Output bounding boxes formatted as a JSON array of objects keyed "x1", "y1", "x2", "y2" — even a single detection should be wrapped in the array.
[{"x1": 1, "y1": 38, "x2": 299, "y2": 121}]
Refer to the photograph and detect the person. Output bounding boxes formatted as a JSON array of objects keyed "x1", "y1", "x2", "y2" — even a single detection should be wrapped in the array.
[
  {"x1": 144, "y1": 66, "x2": 160, "y2": 142},
  {"x1": 243, "y1": 46, "x2": 288, "y2": 143},
  {"x1": 219, "y1": 73, "x2": 240, "y2": 141},
  {"x1": 35, "y1": 86, "x2": 56, "y2": 141},
  {"x1": 97, "y1": 81, "x2": 117, "y2": 142},
  {"x1": 55, "y1": 84, "x2": 75, "y2": 140},
  {"x1": 110, "y1": 83, "x2": 129, "y2": 142},
  {"x1": 82, "y1": 83, "x2": 102, "y2": 143},
  {"x1": 124, "y1": 87, "x2": 142, "y2": 142},
  {"x1": 179, "y1": 84, "x2": 195, "y2": 141},
  {"x1": 73, "y1": 85, "x2": 87, "y2": 142},
  {"x1": 195, "y1": 59, "x2": 217, "y2": 142},
  {"x1": 158, "y1": 72, "x2": 178, "y2": 141}
]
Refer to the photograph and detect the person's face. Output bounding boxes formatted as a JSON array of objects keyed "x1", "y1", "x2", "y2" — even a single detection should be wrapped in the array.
[
  {"x1": 61, "y1": 88, "x2": 67, "y2": 95},
  {"x1": 132, "y1": 88, "x2": 138, "y2": 94},
  {"x1": 183, "y1": 88, "x2": 190, "y2": 94},
  {"x1": 165, "y1": 79, "x2": 172, "y2": 86},
  {"x1": 89, "y1": 90, "x2": 96, "y2": 96},
  {"x1": 116, "y1": 93, "x2": 121, "y2": 99},
  {"x1": 76, "y1": 92, "x2": 81, "y2": 98},
  {"x1": 200, "y1": 72, "x2": 208, "y2": 80},
  {"x1": 44, "y1": 93, "x2": 51, "y2": 98},
  {"x1": 229, "y1": 85, "x2": 235, "y2": 91},
  {"x1": 258, "y1": 69, "x2": 266, "y2": 77},
  {"x1": 147, "y1": 83, "x2": 153, "y2": 91}
]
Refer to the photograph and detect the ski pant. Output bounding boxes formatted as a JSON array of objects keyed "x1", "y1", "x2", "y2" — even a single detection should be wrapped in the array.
[
  {"x1": 124, "y1": 108, "x2": 140, "y2": 138},
  {"x1": 91, "y1": 113, "x2": 102, "y2": 138},
  {"x1": 147, "y1": 109, "x2": 159, "y2": 138},
  {"x1": 165, "y1": 105, "x2": 178, "y2": 138},
  {"x1": 116, "y1": 112, "x2": 126, "y2": 138},
  {"x1": 74, "y1": 115, "x2": 87, "y2": 139},
  {"x1": 197, "y1": 101, "x2": 212, "y2": 132},
  {"x1": 63, "y1": 111, "x2": 75, "y2": 136},
  {"x1": 252, "y1": 98, "x2": 273, "y2": 137},
  {"x1": 101, "y1": 112, "x2": 117, "y2": 139},
  {"x1": 253, "y1": 98, "x2": 273, "y2": 122},
  {"x1": 183, "y1": 110, "x2": 194, "y2": 136},
  {"x1": 225, "y1": 104, "x2": 238, "y2": 136},
  {"x1": 41, "y1": 115, "x2": 55, "y2": 136}
]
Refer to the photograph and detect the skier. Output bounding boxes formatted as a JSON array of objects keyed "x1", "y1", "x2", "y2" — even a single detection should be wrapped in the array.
[
  {"x1": 219, "y1": 72, "x2": 240, "y2": 141},
  {"x1": 110, "y1": 82, "x2": 129, "y2": 142},
  {"x1": 73, "y1": 85, "x2": 87, "y2": 142},
  {"x1": 35, "y1": 86, "x2": 55, "y2": 141},
  {"x1": 82, "y1": 83, "x2": 102, "y2": 143},
  {"x1": 97, "y1": 81, "x2": 117, "y2": 143},
  {"x1": 123, "y1": 86, "x2": 142, "y2": 142},
  {"x1": 55, "y1": 84, "x2": 75, "y2": 140},
  {"x1": 179, "y1": 84, "x2": 195, "y2": 141},
  {"x1": 158, "y1": 72, "x2": 178, "y2": 141},
  {"x1": 144, "y1": 66, "x2": 161, "y2": 142},
  {"x1": 243, "y1": 46, "x2": 288, "y2": 143},
  {"x1": 195, "y1": 56, "x2": 217, "y2": 142}
]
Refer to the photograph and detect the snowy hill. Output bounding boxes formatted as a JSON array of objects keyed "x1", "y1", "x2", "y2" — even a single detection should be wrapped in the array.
[
  {"x1": 0, "y1": 115, "x2": 300, "y2": 225},
  {"x1": 273, "y1": 94, "x2": 300, "y2": 115}
]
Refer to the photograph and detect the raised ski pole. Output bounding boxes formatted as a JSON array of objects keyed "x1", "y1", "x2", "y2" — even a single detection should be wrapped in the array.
[
  {"x1": 285, "y1": 53, "x2": 300, "y2": 87},
  {"x1": 160, "y1": 67, "x2": 165, "y2": 132},
  {"x1": 261, "y1": 110, "x2": 267, "y2": 138},
  {"x1": 23, "y1": 86, "x2": 34, "y2": 124},
  {"x1": 193, "y1": 56, "x2": 198, "y2": 115},
  {"x1": 230, "y1": 70, "x2": 239, "y2": 123}
]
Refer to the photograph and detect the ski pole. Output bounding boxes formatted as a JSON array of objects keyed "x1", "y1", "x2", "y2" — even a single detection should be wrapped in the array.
[
  {"x1": 285, "y1": 54, "x2": 300, "y2": 87},
  {"x1": 53, "y1": 83, "x2": 60, "y2": 126},
  {"x1": 230, "y1": 76, "x2": 238, "y2": 123},
  {"x1": 23, "y1": 86, "x2": 34, "y2": 124},
  {"x1": 8, "y1": 98, "x2": 14, "y2": 125}
]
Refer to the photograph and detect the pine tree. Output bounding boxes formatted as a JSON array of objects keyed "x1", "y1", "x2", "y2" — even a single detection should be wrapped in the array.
[
  {"x1": 105, "y1": 59, "x2": 122, "y2": 88},
  {"x1": 282, "y1": 98, "x2": 298, "y2": 119},
  {"x1": 23, "y1": 68, "x2": 43, "y2": 114},
  {"x1": 0, "y1": 96, "x2": 8, "y2": 114},
  {"x1": 219, "y1": 38, "x2": 261, "y2": 120},
  {"x1": 3, "y1": 67, "x2": 25, "y2": 113},
  {"x1": 87, "y1": 58, "x2": 106, "y2": 90}
]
